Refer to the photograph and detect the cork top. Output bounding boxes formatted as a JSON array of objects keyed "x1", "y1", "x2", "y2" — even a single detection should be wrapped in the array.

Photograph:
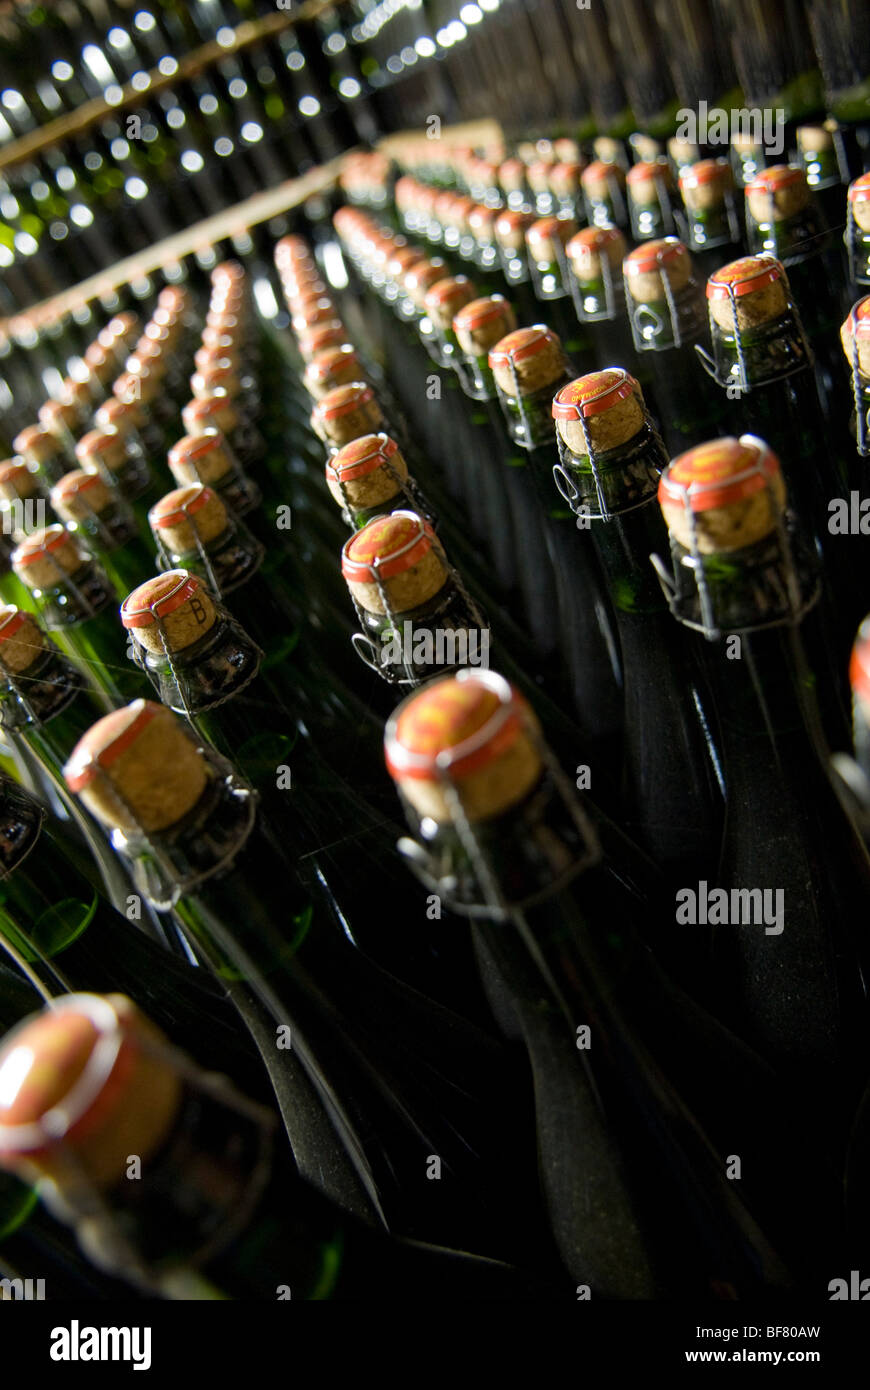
[
  {"x1": 342, "y1": 511, "x2": 447, "y2": 615},
  {"x1": 423, "y1": 275, "x2": 476, "y2": 330},
  {"x1": 291, "y1": 299, "x2": 336, "y2": 335},
  {"x1": 190, "y1": 362, "x2": 239, "y2": 399},
  {"x1": 850, "y1": 616, "x2": 870, "y2": 710},
  {"x1": 121, "y1": 570, "x2": 217, "y2": 655},
  {"x1": 75, "y1": 428, "x2": 124, "y2": 463},
  {"x1": 489, "y1": 325, "x2": 565, "y2": 396},
  {"x1": 311, "y1": 382, "x2": 383, "y2": 448},
  {"x1": 0, "y1": 605, "x2": 49, "y2": 674},
  {"x1": 552, "y1": 369, "x2": 646, "y2": 455},
  {"x1": 0, "y1": 993, "x2": 179, "y2": 1191},
  {"x1": 113, "y1": 372, "x2": 150, "y2": 405},
  {"x1": 313, "y1": 381, "x2": 376, "y2": 422},
  {"x1": 493, "y1": 210, "x2": 534, "y2": 250},
  {"x1": 745, "y1": 165, "x2": 810, "y2": 221},
  {"x1": 498, "y1": 157, "x2": 526, "y2": 191},
  {"x1": 384, "y1": 669, "x2": 542, "y2": 824},
  {"x1": 94, "y1": 398, "x2": 143, "y2": 435},
  {"x1": 626, "y1": 159, "x2": 673, "y2": 200},
  {"x1": 167, "y1": 432, "x2": 232, "y2": 488},
  {"x1": 13, "y1": 526, "x2": 90, "y2": 589},
  {"x1": 840, "y1": 296, "x2": 870, "y2": 378},
  {"x1": 149, "y1": 485, "x2": 228, "y2": 555},
  {"x1": 403, "y1": 260, "x2": 448, "y2": 306},
  {"x1": 526, "y1": 217, "x2": 576, "y2": 250},
  {"x1": 467, "y1": 205, "x2": 499, "y2": 236},
  {"x1": 582, "y1": 161, "x2": 626, "y2": 195},
  {"x1": 658, "y1": 435, "x2": 787, "y2": 553},
  {"x1": 680, "y1": 158, "x2": 732, "y2": 191},
  {"x1": 328, "y1": 432, "x2": 401, "y2": 483},
  {"x1": 565, "y1": 225, "x2": 627, "y2": 280},
  {"x1": 182, "y1": 392, "x2": 239, "y2": 436},
  {"x1": 298, "y1": 322, "x2": 347, "y2": 359},
  {"x1": 386, "y1": 247, "x2": 427, "y2": 280},
  {"x1": 65, "y1": 699, "x2": 209, "y2": 834},
  {"x1": 453, "y1": 296, "x2": 517, "y2": 355},
  {"x1": 623, "y1": 237, "x2": 692, "y2": 302},
  {"x1": 0, "y1": 460, "x2": 40, "y2": 503},
  {"x1": 707, "y1": 254, "x2": 789, "y2": 332},
  {"x1": 38, "y1": 399, "x2": 79, "y2": 435},
  {"x1": 549, "y1": 161, "x2": 585, "y2": 196},
  {"x1": 304, "y1": 346, "x2": 361, "y2": 396},
  {"x1": 51, "y1": 470, "x2": 114, "y2": 524},
  {"x1": 849, "y1": 173, "x2": 870, "y2": 231},
  {"x1": 13, "y1": 426, "x2": 61, "y2": 465}
]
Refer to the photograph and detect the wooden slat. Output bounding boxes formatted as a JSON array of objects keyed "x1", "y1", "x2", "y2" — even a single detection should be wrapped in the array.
[
  {"x1": 1, "y1": 154, "x2": 347, "y2": 334},
  {"x1": 0, "y1": 0, "x2": 346, "y2": 174}
]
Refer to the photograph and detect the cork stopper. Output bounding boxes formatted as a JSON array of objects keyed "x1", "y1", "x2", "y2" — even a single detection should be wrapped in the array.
[
  {"x1": 525, "y1": 217, "x2": 577, "y2": 263},
  {"x1": 658, "y1": 436, "x2": 787, "y2": 553},
  {"x1": 549, "y1": 162, "x2": 585, "y2": 198},
  {"x1": 121, "y1": 570, "x2": 217, "y2": 655},
  {"x1": 297, "y1": 322, "x2": 346, "y2": 361},
  {"x1": 840, "y1": 297, "x2": 870, "y2": 379},
  {"x1": 60, "y1": 377, "x2": 94, "y2": 416},
  {"x1": 342, "y1": 511, "x2": 447, "y2": 615},
  {"x1": 190, "y1": 362, "x2": 240, "y2": 401},
  {"x1": 403, "y1": 260, "x2": 448, "y2": 309},
  {"x1": 386, "y1": 247, "x2": 427, "y2": 283},
  {"x1": 453, "y1": 296, "x2": 517, "y2": 356},
  {"x1": 592, "y1": 138, "x2": 624, "y2": 165},
  {"x1": 745, "y1": 165, "x2": 810, "y2": 224},
  {"x1": 75, "y1": 429, "x2": 128, "y2": 477},
  {"x1": 626, "y1": 159, "x2": 673, "y2": 207},
  {"x1": 850, "y1": 615, "x2": 870, "y2": 714},
  {"x1": 0, "y1": 993, "x2": 183, "y2": 1189},
  {"x1": 631, "y1": 134, "x2": 663, "y2": 164},
  {"x1": 113, "y1": 370, "x2": 157, "y2": 407},
  {"x1": 423, "y1": 276, "x2": 476, "y2": 332},
  {"x1": 498, "y1": 158, "x2": 526, "y2": 194},
  {"x1": 326, "y1": 433, "x2": 410, "y2": 510},
  {"x1": 311, "y1": 383, "x2": 384, "y2": 449},
  {"x1": 493, "y1": 211, "x2": 534, "y2": 252},
  {"x1": 552, "y1": 369, "x2": 646, "y2": 455},
  {"x1": 38, "y1": 399, "x2": 79, "y2": 438},
  {"x1": 94, "y1": 398, "x2": 144, "y2": 437},
  {"x1": 707, "y1": 255, "x2": 790, "y2": 332},
  {"x1": 13, "y1": 427, "x2": 63, "y2": 468},
  {"x1": 303, "y1": 345, "x2": 363, "y2": 399},
  {"x1": 50, "y1": 470, "x2": 114, "y2": 524},
  {"x1": 182, "y1": 392, "x2": 239, "y2": 438},
  {"x1": 149, "y1": 485, "x2": 228, "y2": 555},
  {"x1": 623, "y1": 237, "x2": 693, "y2": 303},
  {"x1": 194, "y1": 342, "x2": 239, "y2": 375},
  {"x1": 582, "y1": 161, "x2": 626, "y2": 200},
  {"x1": 291, "y1": 299, "x2": 336, "y2": 336},
  {"x1": 488, "y1": 326, "x2": 565, "y2": 397},
  {"x1": 384, "y1": 670, "x2": 542, "y2": 824},
  {"x1": 0, "y1": 605, "x2": 50, "y2": 674},
  {"x1": 679, "y1": 158, "x2": 733, "y2": 212},
  {"x1": 0, "y1": 460, "x2": 40, "y2": 503},
  {"x1": 168, "y1": 432, "x2": 233, "y2": 488},
  {"x1": 13, "y1": 526, "x2": 90, "y2": 591},
  {"x1": 667, "y1": 136, "x2": 701, "y2": 167},
  {"x1": 467, "y1": 205, "x2": 498, "y2": 242},
  {"x1": 83, "y1": 342, "x2": 113, "y2": 383},
  {"x1": 65, "y1": 699, "x2": 209, "y2": 834},
  {"x1": 565, "y1": 225, "x2": 627, "y2": 282},
  {"x1": 848, "y1": 173, "x2": 870, "y2": 232}
]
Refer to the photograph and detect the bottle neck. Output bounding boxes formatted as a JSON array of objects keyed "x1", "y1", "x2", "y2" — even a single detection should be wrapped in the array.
[
  {"x1": 25, "y1": 560, "x2": 115, "y2": 630},
  {"x1": 352, "y1": 578, "x2": 489, "y2": 687},
  {"x1": 133, "y1": 614, "x2": 263, "y2": 718},
  {"x1": 555, "y1": 420, "x2": 665, "y2": 522}
]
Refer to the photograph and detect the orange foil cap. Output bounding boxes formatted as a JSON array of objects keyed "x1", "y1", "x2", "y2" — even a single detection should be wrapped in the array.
[
  {"x1": 121, "y1": 571, "x2": 204, "y2": 630},
  {"x1": 706, "y1": 254, "x2": 785, "y2": 299},
  {"x1": 342, "y1": 511, "x2": 434, "y2": 583},
  {"x1": 328, "y1": 433, "x2": 399, "y2": 483},
  {"x1": 0, "y1": 607, "x2": 30, "y2": 643},
  {"x1": 848, "y1": 173, "x2": 870, "y2": 204},
  {"x1": 315, "y1": 382, "x2": 375, "y2": 421},
  {"x1": 552, "y1": 368, "x2": 637, "y2": 420},
  {"x1": 658, "y1": 436, "x2": 781, "y2": 513},
  {"x1": 168, "y1": 432, "x2": 224, "y2": 467},
  {"x1": 385, "y1": 671, "x2": 526, "y2": 783},
  {"x1": 680, "y1": 158, "x2": 730, "y2": 189},
  {"x1": 75, "y1": 429, "x2": 120, "y2": 460},
  {"x1": 453, "y1": 296, "x2": 512, "y2": 331}
]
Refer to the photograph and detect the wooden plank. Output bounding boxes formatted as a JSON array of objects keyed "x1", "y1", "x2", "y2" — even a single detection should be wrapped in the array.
[{"x1": 1, "y1": 154, "x2": 346, "y2": 334}]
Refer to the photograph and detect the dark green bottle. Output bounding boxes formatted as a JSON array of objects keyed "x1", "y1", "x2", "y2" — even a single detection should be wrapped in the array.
[
  {"x1": 11, "y1": 525, "x2": 146, "y2": 705},
  {"x1": 551, "y1": 367, "x2": 723, "y2": 886},
  {"x1": 656, "y1": 436, "x2": 870, "y2": 1125},
  {"x1": 385, "y1": 669, "x2": 813, "y2": 1295},
  {"x1": 0, "y1": 993, "x2": 557, "y2": 1301}
]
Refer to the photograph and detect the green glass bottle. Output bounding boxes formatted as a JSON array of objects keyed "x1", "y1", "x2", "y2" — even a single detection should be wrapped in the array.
[
  {"x1": 63, "y1": 700, "x2": 553, "y2": 1264},
  {"x1": 655, "y1": 436, "x2": 870, "y2": 1124},
  {"x1": 551, "y1": 368, "x2": 723, "y2": 887},
  {"x1": 11, "y1": 526, "x2": 146, "y2": 706},
  {"x1": 0, "y1": 993, "x2": 556, "y2": 1301},
  {"x1": 385, "y1": 670, "x2": 813, "y2": 1295}
]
